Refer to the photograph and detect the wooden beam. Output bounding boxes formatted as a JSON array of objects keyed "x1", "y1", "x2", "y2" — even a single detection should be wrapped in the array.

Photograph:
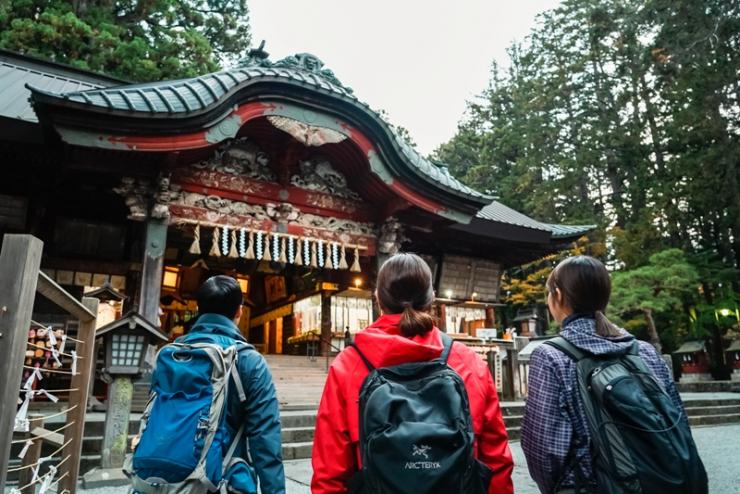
[
  {"x1": 36, "y1": 271, "x2": 96, "y2": 322},
  {"x1": 59, "y1": 296, "x2": 99, "y2": 494},
  {"x1": 30, "y1": 426, "x2": 64, "y2": 447},
  {"x1": 0, "y1": 234, "x2": 43, "y2": 493}
]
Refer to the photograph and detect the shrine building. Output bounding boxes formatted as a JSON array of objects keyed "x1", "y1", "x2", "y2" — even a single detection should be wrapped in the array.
[{"x1": 0, "y1": 46, "x2": 593, "y2": 355}]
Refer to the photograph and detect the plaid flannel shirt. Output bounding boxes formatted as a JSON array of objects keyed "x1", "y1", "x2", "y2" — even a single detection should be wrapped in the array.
[{"x1": 520, "y1": 316, "x2": 684, "y2": 494}]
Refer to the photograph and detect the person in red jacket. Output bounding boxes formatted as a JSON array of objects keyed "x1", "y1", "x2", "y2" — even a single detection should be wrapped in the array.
[{"x1": 311, "y1": 253, "x2": 514, "y2": 494}]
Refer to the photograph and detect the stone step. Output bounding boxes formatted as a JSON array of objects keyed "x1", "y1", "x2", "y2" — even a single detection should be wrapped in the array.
[
  {"x1": 282, "y1": 427, "x2": 315, "y2": 443},
  {"x1": 682, "y1": 398, "x2": 740, "y2": 408},
  {"x1": 688, "y1": 413, "x2": 740, "y2": 427},
  {"x1": 281, "y1": 441, "x2": 314, "y2": 460},
  {"x1": 684, "y1": 404, "x2": 740, "y2": 416}
]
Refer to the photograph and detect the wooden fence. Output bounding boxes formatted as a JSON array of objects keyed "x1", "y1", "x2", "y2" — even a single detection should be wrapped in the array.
[{"x1": 0, "y1": 234, "x2": 98, "y2": 494}]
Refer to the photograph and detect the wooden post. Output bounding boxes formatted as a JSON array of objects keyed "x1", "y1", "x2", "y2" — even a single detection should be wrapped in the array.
[
  {"x1": 18, "y1": 416, "x2": 44, "y2": 494},
  {"x1": 140, "y1": 219, "x2": 167, "y2": 325},
  {"x1": 438, "y1": 303, "x2": 447, "y2": 332},
  {"x1": 504, "y1": 347, "x2": 520, "y2": 401},
  {"x1": 0, "y1": 234, "x2": 43, "y2": 493},
  {"x1": 60, "y1": 296, "x2": 99, "y2": 494},
  {"x1": 320, "y1": 292, "x2": 332, "y2": 356},
  {"x1": 485, "y1": 306, "x2": 495, "y2": 328}
]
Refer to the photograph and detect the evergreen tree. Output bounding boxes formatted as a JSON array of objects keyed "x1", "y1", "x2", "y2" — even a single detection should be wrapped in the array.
[{"x1": 0, "y1": 0, "x2": 252, "y2": 81}]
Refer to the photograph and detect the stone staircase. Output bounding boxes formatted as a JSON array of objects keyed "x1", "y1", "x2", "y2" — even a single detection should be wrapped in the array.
[{"x1": 8, "y1": 355, "x2": 740, "y2": 479}]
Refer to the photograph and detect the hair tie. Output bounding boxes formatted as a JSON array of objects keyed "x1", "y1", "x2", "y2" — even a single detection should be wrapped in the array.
[{"x1": 401, "y1": 301, "x2": 413, "y2": 310}]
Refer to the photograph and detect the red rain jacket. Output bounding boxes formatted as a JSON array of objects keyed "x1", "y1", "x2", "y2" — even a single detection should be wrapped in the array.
[{"x1": 311, "y1": 314, "x2": 514, "y2": 494}]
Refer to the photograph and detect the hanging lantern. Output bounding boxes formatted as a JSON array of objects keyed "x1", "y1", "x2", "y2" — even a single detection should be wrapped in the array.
[
  {"x1": 245, "y1": 231, "x2": 255, "y2": 259},
  {"x1": 189, "y1": 224, "x2": 201, "y2": 255},
  {"x1": 350, "y1": 247, "x2": 361, "y2": 272},
  {"x1": 294, "y1": 238, "x2": 303, "y2": 265},
  {"x1": 339, "y1": 244, "x2": 349, "y2": 270},
  {"x1": 228, "y1": 229, "x2": 239, "y2": 258},
  {"x1": 209, "y1": 227, "x2": 221, "y2": 257}
]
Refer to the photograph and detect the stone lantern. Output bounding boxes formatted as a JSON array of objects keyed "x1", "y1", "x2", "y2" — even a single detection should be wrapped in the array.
[{"x1": 86, "y1": 311, "x2": 167, "y2": 485}]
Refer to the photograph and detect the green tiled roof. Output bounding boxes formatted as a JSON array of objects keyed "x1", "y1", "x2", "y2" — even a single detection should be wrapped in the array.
[
  {"x1": 29, "y1": 50, "x2": 489, "y2": 203},
  {"x1": 476, "y1": 202, "x2": 595, "y2": 239},
  {"x1": 540, "y1": 223, "x2": 597, "y2": 239}
]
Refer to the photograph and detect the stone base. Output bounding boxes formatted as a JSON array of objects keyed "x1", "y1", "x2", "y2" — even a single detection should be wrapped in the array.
[
  {"x1": 82, "y1": 467, "x2": 130, "y2": 488},
  {"x1": 732, "y1": 370, "x2": 740, "y2": 382},
  {"x1": 679, "y1": 372, "x2": 713, "y2": 383}
]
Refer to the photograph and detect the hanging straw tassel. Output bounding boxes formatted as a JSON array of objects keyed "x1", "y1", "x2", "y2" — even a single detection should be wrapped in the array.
[
  {"x1": 294, "y1": 238, "x2": 303, "y2": 265},
  {"x1": 310, "y1": 241, "x2": 318, "y2": 268},
  {"x1": 189, "y1": 224, "x2": 201, "y2": 255},
  {"x1": 350, "y1": 247, "x2": 361, "y2": 272},
  {"x1": 324, "y1": 243, "x2": 333, "y2": 269},
  {"x1": 279, "y1": 237, "x2": 288, "y2": 263},
  {"x1": 263, "y1": 233, "x2": 272, "y2": 261},
  {"x1": 245, "y1": 231, "x2": 255, "y2": 259},
  {"x1": 228, "y1": 229, "x2": 239, "y2": 258},
  {"x1": 339, "y1": 244, "x2": 349, "y2": 270},
  {"x1": 209, "y1": 227, "x2": 221, "y2": 257}
]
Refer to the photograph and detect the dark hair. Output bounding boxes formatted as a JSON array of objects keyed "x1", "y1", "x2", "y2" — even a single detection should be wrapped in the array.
[
  {"x1": 196, "y1": 275, "x2": 243, "y2": 320},
  {"x1": 546, "y1": 255, "x2": 621, "y2": 337},
  {"x1": 376, "y1": 253, "x2": 435, "y2": 337}
]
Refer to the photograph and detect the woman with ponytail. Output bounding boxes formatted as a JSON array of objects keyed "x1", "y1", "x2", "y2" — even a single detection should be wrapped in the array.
[
  {"x1": 312, "y1": 253, "x2": 514, "y2": 494},
  {"x1": 521, "y1": 256, "x2": 688, "y2": 493}
]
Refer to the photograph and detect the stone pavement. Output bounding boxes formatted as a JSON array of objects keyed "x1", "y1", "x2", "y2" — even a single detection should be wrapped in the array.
[
  {"x1": 283, "y1": 424, "x2": 740, "y2": 493},
  {"x1": 65, "y1": 423, "x2": 739, "y2": 494}
]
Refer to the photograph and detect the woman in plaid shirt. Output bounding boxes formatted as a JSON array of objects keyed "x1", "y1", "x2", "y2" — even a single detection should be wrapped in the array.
[{"x1": 521, "y1": 256, "x2": 686, "y2": 493}]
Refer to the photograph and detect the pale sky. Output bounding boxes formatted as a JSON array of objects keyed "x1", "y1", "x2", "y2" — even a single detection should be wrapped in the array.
[{"x1": 248, "y1": 0, "x2": 561, "y2": 155}]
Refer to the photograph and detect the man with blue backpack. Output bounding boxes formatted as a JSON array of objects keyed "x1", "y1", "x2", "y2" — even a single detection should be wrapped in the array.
[{"x1": 126, "y1": 275, "x2": 285, "y2": 494}]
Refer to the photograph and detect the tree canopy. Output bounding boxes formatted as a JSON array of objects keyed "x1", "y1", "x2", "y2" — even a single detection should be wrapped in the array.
[
  {"x1": 436, "y1": 0, "x2": 740, "y2": 352},
  {"x1": 0, "y1": 0, "x2": 252, "y2": 81}
]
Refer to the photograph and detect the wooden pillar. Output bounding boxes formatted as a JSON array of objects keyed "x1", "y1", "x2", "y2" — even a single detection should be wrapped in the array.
[
  {"x1": 485, "y1": 306, "x2": 495, "y2": 328},
  {"x1": 140, "y1": 219, "x2": 167, "y2": 326},
  {"x1": 438, "y1": 303, "x2": 447, "y2": 332},
  {"x1": 320, "y1": 292, "x2": 333, "y2": 356},
  {"x1": 60, "y1": 296, "x2": 99, "y2": 494},
  {"x1": 0, "y1": 234, "x2": 43, "y2": 493}
]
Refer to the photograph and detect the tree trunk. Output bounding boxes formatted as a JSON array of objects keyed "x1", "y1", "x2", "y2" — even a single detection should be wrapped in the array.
[{"x1": 642, "y1": 308, "x2": 662, "y2": 353}]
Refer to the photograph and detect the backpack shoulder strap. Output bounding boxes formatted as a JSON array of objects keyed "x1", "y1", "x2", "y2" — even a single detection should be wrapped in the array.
[
  {"x1": 439, "y1": 331, "x2": 454, "y2": 365},
  {"x1": 350, "y1": 343, "x2": 375, "y2": 371},
  {"x1": 543, "y1": 336, "x2": 589, "y2": 362},
  {"x1": 230, "y1": 341, "x2": 255, "y2": 403}
]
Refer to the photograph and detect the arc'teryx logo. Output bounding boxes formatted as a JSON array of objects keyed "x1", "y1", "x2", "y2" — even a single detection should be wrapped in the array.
[
  {"x1": 412, "y1": 444, "x2": 431, "y2": 459},
  {"x1": 405, "y1": 444, "x2": 440, "y2": 470}
]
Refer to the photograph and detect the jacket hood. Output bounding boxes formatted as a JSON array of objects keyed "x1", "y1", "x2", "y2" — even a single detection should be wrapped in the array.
[
  {"x1": 187, "y1": 313, "x2": 246, "y2": 342},
  {"x1": 561, "y1": 316, "x2": 634, "y2": 355},
  {"x1": 353, "y1": 314, "x2": 444, "y2": 368}
]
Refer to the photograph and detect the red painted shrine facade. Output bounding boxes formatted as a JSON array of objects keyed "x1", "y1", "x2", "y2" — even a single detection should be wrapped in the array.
[{"x1": 0, "y1": 48, "x2": 593, "y2": 355}]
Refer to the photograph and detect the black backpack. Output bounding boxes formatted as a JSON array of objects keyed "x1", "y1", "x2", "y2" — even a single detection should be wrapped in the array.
[
  {"x1": 545, "y1": 336, "x2": 708, "y2": 494},
  {"x1": 349, "y1": 332, "x2": 493, "y2": 494}
]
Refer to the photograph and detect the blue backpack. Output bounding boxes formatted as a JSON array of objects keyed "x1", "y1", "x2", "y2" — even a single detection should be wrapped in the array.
[{"x1": 124, "y1": 338, "x2": 257, "y2": 494}]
